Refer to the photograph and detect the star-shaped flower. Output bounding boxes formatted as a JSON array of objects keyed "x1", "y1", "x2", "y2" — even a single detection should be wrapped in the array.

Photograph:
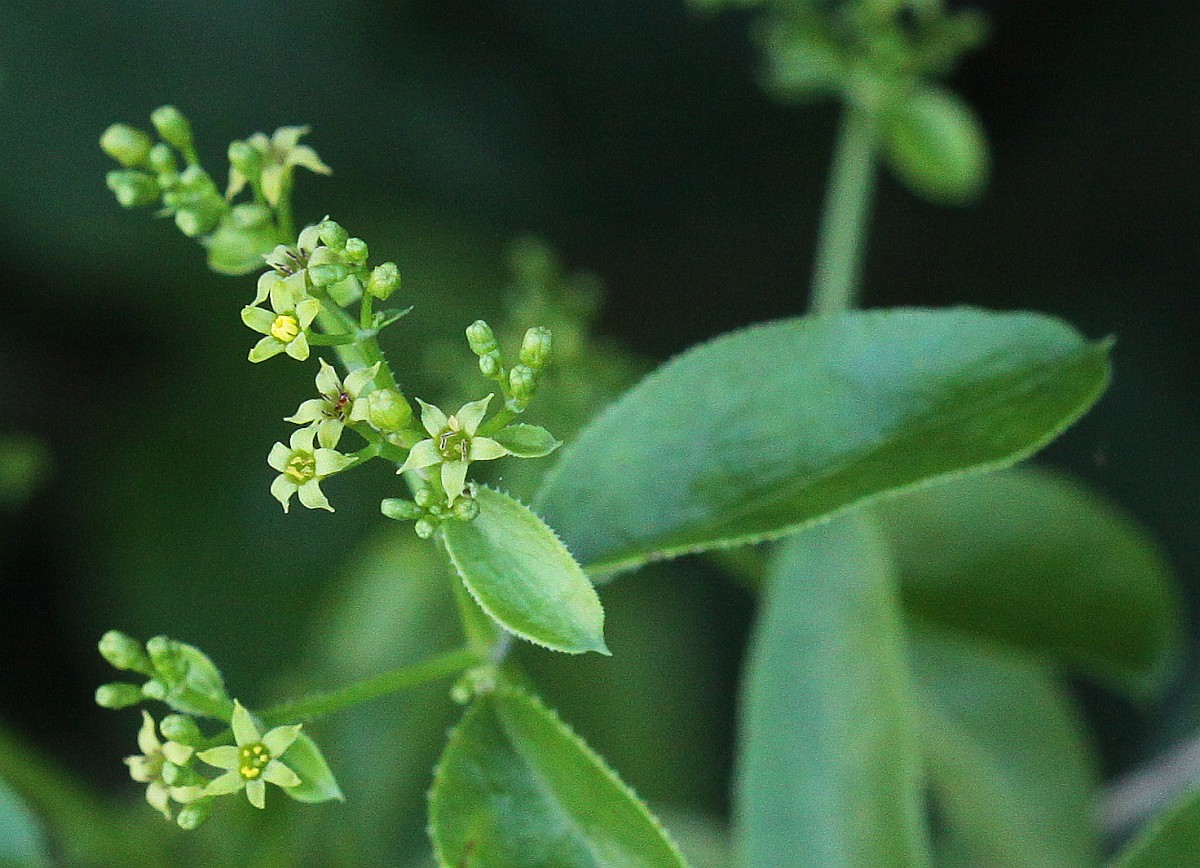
[
  {"x1": 267, "y1": 427, "x2": 354, "y2": 512},
  {"x1": 197, "y1": 701, "x2": 302, "y2": 810},
  {"x1": 226, "y1": 126, "x2": 331, "y2": 205},
  {"x1": 125, "y1": 711, "x2": 199, "y2": 820},
  {"x1": 241, "y1": 273, "x2": 320, "y2": 362},
  {"x1": 285, "y1": 360, "x2": 379, "y2": 448},
  {"x1": 398, "y1": 395, "x2": 509, "y2": 504}
]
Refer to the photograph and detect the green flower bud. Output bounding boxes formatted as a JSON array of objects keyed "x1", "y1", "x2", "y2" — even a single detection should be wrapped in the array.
[
  {"x1": 466, "y1": 320, "x2": 499, "y2": 356},
  {"x1": 175, "y1": 207, "x2": 218, "y2": 238},
  {"x1": 150, "y1": 105, "x2": 194, "y2": 153},
  {"x1": 176, "y1": 799, "x2": 212, "y2": 831},
  {"x1": 148, "y1": 143, "x2": 177, "y2": 175},
  {"x1": 479, "y1": 352, "x2": 502, "y2": 378},
  {"x1": 509, "y1": 365, "x2": 537, "y2": 401},
  {"x1": 366, "y1": 262, "x2": 401, "y2": 300},
  {"x1": 106, "y1": 170, "x2": 160, "y2": 208},
  {"x1": 95, "y1": 682, "x2": 144, "y2": 709},
  {"x1": 453, "y1": 497, "x2": 479, "y2": 521},
  {"x1": 519, "y1": 326, "x2": 552, "y2": 369},
  {"x1": 160, "y1": 761, "x2": 184, "y2": 786},
  {"x1": 413, "y1": 487, "x2": 436, "y2": 509},
  {"x1": 141, "y1": 679, "x2": 168, "y2": 701},
  {"x1": 317, "y1": 219, "x2": 348, "y2": 250},
  {"x1": 99, "y1": 630, "x2": 152, "y2": 672},
  {"x1": 367, "y1": 388, "x2": 413, "y2": 431},
  {"x1": 381, "y1": 498, "x2": 423, "y2": 521},
  {"x1": 230, "y1": 202, "x2": 272, "y2": 229},
  {"x1": 227, "y1": 140, "x2": 263, "y2": 179},
  {"x1": 160, "y1": 714, "x2": 202, "y2": 746},
  {"x1": 414, "y1": 518, "x2": 437, "y2": 539},
  {"x1": 308, "y1": 263, "x2": 351, "y2": 288},
  {"x1": 100, "y1": 124, "x2": 153, "y2": 167},
  {"x1": 178, "y1": 165, "x2": 216, "y2": 194},
  {"x1": 343, "y1": 237, "x2": 368, "y2": 267}
]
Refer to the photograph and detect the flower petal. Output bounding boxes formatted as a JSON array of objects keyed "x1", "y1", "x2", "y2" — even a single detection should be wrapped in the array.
[
  {"x1": 269, "y1": 276, "x2": 294, "y2": 314},
  {"x1": 296, "y1": 223, "x2": 321, "y2": 254},
  {"x1": 146, "y1": 782, "x2": 172, "y2": 820},
  {"x1": 162, "y1": 742, "x2": 194, "y2": 766},
  {"x1": 297, "y1": 479, "x2": 333, "y2": 512},
  {"x1": 204, "y1": 769, "x2": 245, "y2": 797},
  {"x1": 456, "y1": 394, "x2": 493, "y2": 436},
  {"x1": 267, "y1": 441, "x2": 292, "y2": 472},
  {"x1": 285, "y1": 399, "x2": 327, "y2": 426},
  {"x1": 226, "y1": 166, "x2": 247, "y2": 201},
  {"x1": 231, "y1": 701, "x2": 261, "y2": 747},
  {"x1": 271, "y1": 125, "x2": 309, "y2": 154},
  {"x1": 136, "y1": 710, "x2": 160, "y2": 755},
  {"x1": 261, "y1": 163, "x2": 283, "y2": 207},
  {"x1": 285, "y1": 332, "x2": 310, "y2": 361},
  {"x1": 398, "y1": 439, "x2": 440, "y2": 473},
  {"x1": 125, "y1": 755, "x2": 154, "y2": 783},
  {"x1": 416, "y1": 399, "x2": 448, "y2": 438},
  {"x1": 170, "y1": 785, "x2": 205, "y2": 804},
  {"x1": 441, "y1": 461, "x2": 470, "y2": 504},
  {"x1": 245, "y1": 778, "x2": 267, "y2": 809},
  {"x1": 197, "y1": 745, "x2": 239, "y2": 771},
  {"x1": 344, "y1": 362, "x2": 381, "y2": 397},
  {"x1": 262, "y1": 724, "x2": 303, "y2": 758},
  {"x1": 468, "y1": 437, "x2": 509, "y2": 462},
  {"x1": 270, "y1": 475, "x2": 297, "y2": 513},
  {"x1": 314, "y1": 448, "x2": 353, "y2": 477},
  {"x1": 248, "y1": 336, "x2": 285, "y2": 363},
  {"x1": 262, "y1": 759, "x2": 302, "y2": 788},
  {"x1": 254, "y1": 272, "x2": 279, "y2": 306},
  {"x1": 289, "y1": 427, "x2": 317, "y2": 452},
  {"x1": 241, "y1": 305, "x2": 276, "y2": 335},
  {"x1": 314, "y1": 359, "x2": 340, "y2": 396},
  {"x1": 286, "y1": 144, "x2": 332, "y2": 175},
  {"x1": 316, "y1": 418, "x2": 343, "y2": 450},
  {"x1": 295, "y1": 298, "x2": 321, "y2": 329}
]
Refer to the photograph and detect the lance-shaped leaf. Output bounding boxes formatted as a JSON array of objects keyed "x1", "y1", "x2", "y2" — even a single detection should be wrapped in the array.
[
  {"x1": 429, "y1": 687, "x2": 688, "y2": 867},
  {"x1": 281, "y1": 733, "x2": 344, "y2": 804},
  {"x1": 876, "y1": 465, "x2": 1181, "y2": 697},
  {"x1": 734, "y1": 515, "x2": 930, "y2": 866},
  {"x1": 535, "y1": 308, "x2": 1110, "y2": 579},
  {"x1": 911, "y1": 627, "x2": 1097, "y2": 867},
  {"x1": 441, "y1": 487, "x2": 608, "y2": 655}
]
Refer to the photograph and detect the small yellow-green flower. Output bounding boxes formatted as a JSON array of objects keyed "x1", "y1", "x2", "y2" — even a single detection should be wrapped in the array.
[
  {"x1": 241, "y1": 274, "x2": 320, "y2": 362},
  {"x1": 267, "y1": 427, "x2": 354, "y2": 512},
  {"x1": 197, "y1": 701, "x2": 302, "y2": 810},
  {"x1": 285, "y1": 360, "x2": 380, "y2": 448},
  {"x1": 398, "y1": 395, "x2": 509, "y2": 504},
  {"x1": 226, "y1": 126, "x2": 331, "y2": 205},
  {"x1": 125, "y1": 711, "x2": 200, "y2": 820}
]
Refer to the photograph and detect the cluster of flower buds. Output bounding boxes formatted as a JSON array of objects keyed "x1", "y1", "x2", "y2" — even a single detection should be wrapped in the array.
[
  {"x1": 382, "y1": 481, "x2": 480, "y2": 539},
  {"x1": 95, "y1": 633, "x2": 338, "y2": 827},
  {"x1": 467, "y1": 320, "x2": 553, "y2": 414}
]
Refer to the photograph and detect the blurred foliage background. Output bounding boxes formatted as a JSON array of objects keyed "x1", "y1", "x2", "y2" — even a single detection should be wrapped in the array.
[{"x1": 0, "y1": 0, "x2": 1197, "y2": 863}]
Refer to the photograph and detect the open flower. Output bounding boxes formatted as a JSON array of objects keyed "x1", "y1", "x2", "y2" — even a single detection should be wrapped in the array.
[
  {"x1": 267, "y1": 427, "x2": 354, "y2": 512},
  {"x1": 398, "y1": 395, "x2": 509, "y2": 504},
  {"x1": 197, "y1": 701, "x2": 302, "y2": 810},
  {"x1": 241, "y1": 274, "x2": 320, "y2": 362},
  {"x1": 285, "y1": 360, "x2": 379, "y2": 448},
  {"x1": 226, "y1": 126, "x2": 331, "y2": 205},
  {"x1": 125, "y1": 711, "x2": 199, "y2": 820}
]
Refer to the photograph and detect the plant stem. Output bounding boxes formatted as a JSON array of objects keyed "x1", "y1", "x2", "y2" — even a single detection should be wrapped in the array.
[
  {"x1": 259, "y1": 647, "x2": 480, "y2": 725},
  {"x1": 809, "y1": 102, "x2": 878, "y2": 316}
]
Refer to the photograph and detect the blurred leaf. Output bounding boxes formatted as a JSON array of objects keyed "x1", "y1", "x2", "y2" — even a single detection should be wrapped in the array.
[
  {"x1": 441, "y1": 487, "x2": 607, "y2": 655},
  {"x1": 911, "y1": 627, "x2": 1097, "y2": 867},
  {"x1": 281, "y1": 732, "x2": 344, "y2": 804},
  {"x1": 0, "y1": 776, "x2": 49, "y2": 867},
  {"x1": 0, "y1": 437, "x2": 49, "y2": 512},
  {"x1": 429, "y1": 687, "x2": 688, "y2": 868},
  {"x1": 734, "y1": 514, "x2": 930, "y2": 866},
  {"x1": 877, "y1": 465, "x2": 1182, "y2": 697},
  {"x1": 536, "y1": 309, "x2": 1110, "y2": 580},
  {"x1": 881, "y1": 87, "x2": 989, "y2": 205},
  {"x1": 1111, "y1": 787, "x2": 1200, "y2": 868}
]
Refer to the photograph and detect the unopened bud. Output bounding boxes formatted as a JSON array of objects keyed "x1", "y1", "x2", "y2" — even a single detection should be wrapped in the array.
[
  {"x1": 106, "y1": 170, "x2": 159, "y2": 208},
  {"x1": 150, "y1": 105, "x2": 194, "y2": 153},
  {"x1": 227, "y1": 140, "x2": 263, "y2": 179},
  {"x1": 160, "y1": 714, "x2": 202, "y2": 746},
  {"x1": 366, "y1": 262, "x2": 401, "y2": 300},
  {"x1": 176, "y1": 799, "x2": 212, "y2": 831},
  {"x1": 95, "y1": 682, "x2": 144, "y2": 709},
  {"x1": 174, "y1": 207, "x2": 217, "y2": 237},
  {"x1": 466, "y1": 320, "x2": 499, "y2": 356},
  {"x1": 381, "y1": 498, "x2": 423, "y2": 521},
  {"x1": 367, "y1": 388, "x2": 412, "y2": 431},
  {"x1": 100, "y1": 124, "x2": 153, "y2": 167},
  {"x1": 99, "y1": 630, "x2": 153, "y2": 672},
  {"x1": 519, "y1": 327, "x2": 552, "y2": 368},
  {"x1": 141, "y1": 679, "x2": 168, "y2": 701},
  {"x1": 308, "y1": 263, "x2": 350, "y2": 288},
  {"x1": 148, "y1": 143, "x2": 177, "y2": 175},
  {"x1": 414, "y1": 518, "x2": 437, "y2": 539},
  {"x1": 317, "y1": 219, "x2": 348, "y2": 250},
  {"x1": 478, "y1": 352, "x2": 501, "y2": 378},
  {"x1": 413, "y1": 487, "x2": 436, "y2": 508},
  {"x1": 343, "y1": 237, "x2": 368, "y2": 267},
  {"x1": 509, "y1": 365, "x2": 537, "y2": 401},
  {"x1": 230, "y1": 202, "x2": 272, "y2": 229},
  {"x1": 453, "y1": 497, "x2": 479, "y2": 521}
]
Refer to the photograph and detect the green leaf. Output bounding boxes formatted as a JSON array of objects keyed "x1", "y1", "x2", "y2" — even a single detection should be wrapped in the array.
[
  {"x1": 492, "y1": 424, "x2": 562, "y2": 458},
  {"x1": 535, "y1": 309, "x2": 1110, "y2": 579},
  {"x1": 881, "y1": 87, "x2": 989, "y2": 205},
  {"x1": 876, "y1": 465, "x2": 1182, "y2": 697},
  {"x1": 1112, "y1": 788, "x2": 1200, "y2": 868},
  {"x1": 734, "y1": 514, "x2": 930, "y2": 867},
  {"x1": 0, "y1": 776, "x2": 49, "y2": 867},
  {"x1": 429, "y1": 687, "x2": 688, "y2": 868},
  {"x1": 911, "y1": 626, "x2": 1097, "y2": 867},
  {"x1": 441, "y1": 487, "x2": 608, "y2": 655},
  {"x1": 282, "y1": 732, "x2": 344, "y2": 804}
]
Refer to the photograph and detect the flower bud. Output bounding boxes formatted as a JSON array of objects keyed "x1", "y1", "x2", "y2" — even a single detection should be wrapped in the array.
[
  {"x1": 106, "y1": 170, "x2": 159, "y2": 208},
  {"x1": 150, "y1": 105, "x2": 194, "y2": 153},
  {"x1": 148, "y1": 143, "x2": 177, "y2": 175},
  {"x1": 452, "y1": 497, "x2": 479, "y2": 521},
  {"x1": 381, "y1": 498, "x2": 423, "y2": 521},
  {"x1": 366, "y1": 262, "x2": 401, "y2": 300},
  {"x1": 509, "y1": 365, "x2": 537, "y2": 402},
  {"x1": 519, "y1": 327, "x2": 552, "y2": 369},
  {"x1": 367, "y1": 388, "x2": 413, "y2": 431},
  {"x1": 414, "y1": 518, "x2": 437, "y2": 539},
  {"x1": 175, "y1": 207, "x2": 218, "y2": 238},
  {"x1": 413, "y1": 487, "x2": 436, "y2": 508},
  {"x1": 141, "y1": 679, "x2": 168, "y2": 701},
  {"x1": 176, "y1": 799, "x2": 212, "y2": 831},
  {"x1": 100, "y1": 124, "x2": 153, "y2": 167},
  {"x1": 466, "y1": 320, "x2": 499, "y2": 357},
  {"x1": 308, "y1": 263, "x2": 351, "y2": 288},
  {"x1": 160, "y1": 714, "x2": 202, "y2": 746},
  {"x1": 478, "y1": 352, "x2": 502, "y2": 378},
  {"x1": 95, "y1": 682, "x2": 144, "y2": 709},
  {"x1": 229, "y1": 202, "x2": 272, "y2": 230},
  {"x1": 227, "y1": 140, "x2": 263, "y2": 179},
  {"x1": 317, "y1": 219, "x2": 348, "y2": 250},
  {"x1": 343, "y1": 237, "x2": 369, "y2": 267},
  {"x1": 99, "y1": 630, "x2": 153, "y2": 672}
]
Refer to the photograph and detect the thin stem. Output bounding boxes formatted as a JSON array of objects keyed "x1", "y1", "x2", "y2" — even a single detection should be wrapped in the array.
[
  {"x1": 809, "y1": 101, "x2": 878, "y2": 316},
  {"x1": 360, "y1": 292, "x2": 375, "y2": 331},
  {"x1": 259, "y1": 647, "x2": 480, "y2": 725},
  {"x1": 477, "y1": 407, "x2": 519, "y2": 437},
  {"x1": 276, "y1": 172, "x2": 295, "y2": 239}
]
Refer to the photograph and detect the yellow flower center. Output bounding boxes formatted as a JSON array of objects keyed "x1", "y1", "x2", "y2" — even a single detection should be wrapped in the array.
[
  {"x1": 270, "y1": 314, "x2": 301, "y2": 342},
  {"x1": 284, "y1": 452, "x2": 316, "y2": 483},
  {"x1": 238, "y1": 743, "x2": 271, "y2": 781}
]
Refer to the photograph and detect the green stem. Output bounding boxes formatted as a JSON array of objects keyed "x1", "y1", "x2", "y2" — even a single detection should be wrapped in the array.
[
  {"x1": 276, "y1": 172, "x2": 295, "y2": 239},
  {"x1": 259, "y1": 647, "x2": 480, "y2": 725},
  {"x1": 360, "y1": 292, "x2": 375, "y2": 331},
  {"x1": 317, "y1": 300, "x2": 402, "y2": 394},
  {"x1": 477, "y1": 407, "x2": 519, "y2": 437},
  {"x1": 809, "y1": 102, "x2": 878, "y2": 316}
]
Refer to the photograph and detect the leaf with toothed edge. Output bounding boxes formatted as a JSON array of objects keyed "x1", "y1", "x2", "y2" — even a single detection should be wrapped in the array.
[
  {"x1": 440, "y1": 486, "x2": 608, "y2": 655},
  {"x1": 429, "y1": 687, "x2": 689, "y2": 867}
]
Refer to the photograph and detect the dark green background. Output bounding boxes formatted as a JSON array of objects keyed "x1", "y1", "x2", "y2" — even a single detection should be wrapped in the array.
[{"x1": 0, "y1": 0, "x2": 1196, "y2": 859}]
